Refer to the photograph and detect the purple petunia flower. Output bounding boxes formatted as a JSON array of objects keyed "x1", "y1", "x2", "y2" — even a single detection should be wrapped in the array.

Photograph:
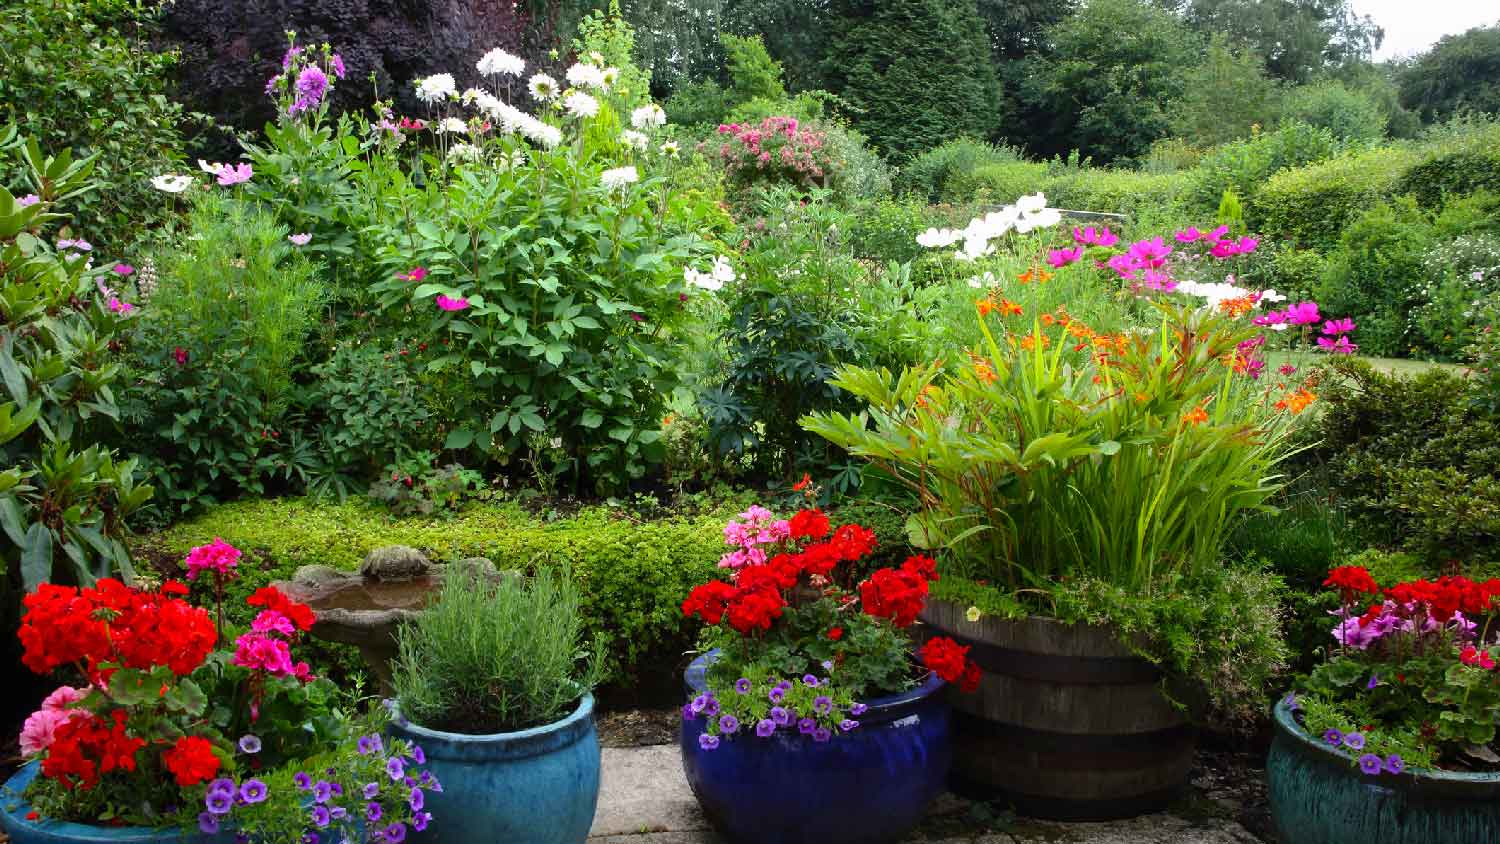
[
  {"x1": 1323, "y1": 729, "x2": 1343, "y2": 746},
  {"x1": 330, "y1": 807, "x2": 348, "y2": 820},
  {"x1": 366, "y1": 802, "x2": 383, "y2": 823},
  {"x1": 293, "y1": 771, "x2": 312, "y2": 790},
  {"x1": 1359, "y1": 753, "x2": 1383, "y2": 775},
  {"x1": 209, "y1": 777, "x2": 236, "y2": 797},
  {"x1": 357, "y1": 735, "x2": 383, "y2": 755},
  {"x1": 1386, "y1": 755, "x2": 1404, "y2": 774},
  {"x1": 404, "y1": 776, "x2": 416, "y2": 788},
  {"x1": 690, "y1": 694, "x2": 710, "y2": 714},
  {"x1": 735, "y1": 678, "x2": 752, "y2": 695},
  {"x1": 238, "y1": 734, "x2": 262, "y2": 754},
  {"x1": 839, "y1": 719, "x2": 859, "y2": 732},
  {"x1": 698, "y1": 734, "x2": 720, "y2": 751},
  {"x1": 199, "y1": 813, "x2": 220, "y2": 834},
  {"x1": 1343, "y1": 733, "x2": 1366, "y2": 751},
  {"x1": 812, "y1": 727, "x2": 832, "y2": 743},
  {"x1": 387, "y1": 757, "x2": 405, "y2": 781},
  {"x1": 310, "y1": 806, "x2": 330, "y2": 828},
  {"x1": 240, "y1": 779, "x2": 268, "y2": 804},
  {"x1": 703, "y1": 697, "x2": 721, "y2": 717},
  {"x1": 719, "y1": 715, "x2": 739, "y2": 734},
  {"x1": 330, "y1": 783, "x2": 343, "y2": 797},
  {"x1": 412, "y1": 812, "x2": 432, "y2": 832},
  {"x1": 205, "y1": 791, "x2": 234, "y2": 815},
  {"x1": 1366, "y1": 674, "x2": 1379, "y2": 690},
  {"x1": 756, "y1": 719, "x2": 776, "y2": 737},
  {"x1": 681, "y1": 703, "x2": 696, "y2": 721},
  {"x1": 1282, "y1": 692, "x2": 1299, "y2": 712},
  {"x1": 363, "y1": 782, "x2": 380, "y2": 799},
  {"x1": 408, "y1": 745, "x2": 426, "y2": 765},
  {"x1": 303, "y1": 835, "x2": 319, "y2": 844},
  {"x1": 409, "y1": 788, "x2": 424, "y2": 811},
  {"x1": 770, "y1": 706, "x2": 791, "y2": 726},
  {"x1": 797, "y1": 718, "x2": 816, "y2": 735},
  {"x1": 802, "y1": 674, "x2": 819, "y2": 687},
  {"x1": 313, "y1": 781, "x2": 333, "y2": 804},
  {"x1": 384, "y1": 822, "x2": 407, "y2": 844},
  {"x1": 813, "y1": 696, "x2": 833, "y2": 715},
  {"x1": 768, "y1": 687, "x2": 785, "y2": 704},
  {"x1": 850, "y1": 703, "x2": 868, "y2": 716}
]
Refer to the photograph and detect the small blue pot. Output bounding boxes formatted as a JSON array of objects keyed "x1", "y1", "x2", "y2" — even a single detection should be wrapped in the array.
[
  {"x1": 389, "y1": 694, "x2": 600, "y2": 844},
  {"x1": 1, "y1": 762, "x2": 201, "y2": 844},
  {"x1": 1267, "y1": 697, "x2": 1500, "y2": 844},
  {"x1": 680, "y1": 652, "x2": 952, "y2": 844}
]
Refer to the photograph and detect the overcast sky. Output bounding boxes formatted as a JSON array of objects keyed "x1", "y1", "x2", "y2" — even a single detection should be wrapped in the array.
[{"x1": 1350, "y1": 0, "x2": 1498, "y2": 60}]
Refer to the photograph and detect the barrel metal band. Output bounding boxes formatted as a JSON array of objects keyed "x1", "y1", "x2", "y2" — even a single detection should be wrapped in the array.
[{"x1": 936, "y1": 629, "x2": 1162, "y2": 685}]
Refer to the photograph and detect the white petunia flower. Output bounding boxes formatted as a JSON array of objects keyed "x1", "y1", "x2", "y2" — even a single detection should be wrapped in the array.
[
  {"x1": 600, "y1": 166, "x2": 638, "y2": 190},
  {"x1": 620, "y1": 129, "x2": 648, "y2": 150},
  {"x1": 631, "y1": 104, "x2": 666, "y2": 130},
  {"x1": 151, "y1": 174, "x2": 194, "y2": 193},
  {"x1": 565, "y1": 63, "x2": 606, "y2": 90},
  {"x1": 564, "y1": 91, "x2": 599, "y2": 119},
  {"x1": 528, "y1": 73, "x2": 559, "y2": 101},
  {"x1": 476, "y1": 48, "x2": 525, "y2": 78},
  {"x1": 415, "y1": 73, "x2": 457, "y2": 104}
]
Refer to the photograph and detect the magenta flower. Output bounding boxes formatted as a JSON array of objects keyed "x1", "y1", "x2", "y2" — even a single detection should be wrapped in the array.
[
  {"x1": 1278, "y1": 364, "x2": 1297, "y2": 376},
  {"x1": 1207, "y1": 225, "x2": 1229, "y2": 240},
  {"x1": 435, "y1": 294, "x2": 469, "y2": 311},
  {"x1": 295, "y1": 66, "x2": 329, "y2": 103},
  {"x1": 1073, "y1": 226, "x2": 1119, "y2": 247},
  {"x1": 107, "y1": 297, "x2": 134, "y2": 315},
  {"x1": 185, "y1": 537, "x2": 241, "y2": 579},
  {"x1": 112, "y1": 263, "x2": 134, "y2": 276},
  {"x1": 1106, "y1": 253, "x2": 1140, "y2": 280},
  {"x1": 17, "y1": 194, "x2": 39, "y2": 207},
  {"x1": 1210, "y1": 240, "x2": 1238, "y2": 258},
  {"x1": 1317, "y1": 335, "x2": 1358, "y2": 355},
  {"x1": 1126, "y1": 237, "x2": 1172, "y2": 268},
  {"x1": 1322, "y1": 318, "x2": 1356, "y2": 336},
  {"x1": 1140, "y1": 269, "x2": 1176, "y2": 292},
  {"x1": 1284, "y1": 302, "x2": 1321, "y2": 325},
  {"x1": 331, "y1": 54, "x2": 346, "y2": 79},
  {"x1": 217, "y1": 163, "x2": 253, "y2": 186},
  {"x1": 398, "y1": 266, "x2": 428, "y2": 282},
  {"x1": 1047, "y1": 246, "x2": 1084, "y2": 268},
  {"x1": 1174, "y1": 227, "x2": 1204, "y2": 243}
]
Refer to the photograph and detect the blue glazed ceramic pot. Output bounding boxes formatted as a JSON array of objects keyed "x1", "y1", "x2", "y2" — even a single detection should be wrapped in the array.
[
  {"x1": 389, "y1": 694, "x2": 600, "y2": 844},
  {"x1": 680, "y1": 652, "x2": 952, "y2": 844},
  {"x1": 1, "y1": 762, "x2": 202, "y2": 844},
  {"x1": 1267, "y1": 697, "x2": 1500, "y2": 844}
]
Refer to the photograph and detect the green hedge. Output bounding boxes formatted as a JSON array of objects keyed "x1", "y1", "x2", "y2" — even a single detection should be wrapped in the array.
[
  {"x1": 1040, "y1": 168, "x2": 1189, "y2": 217},
  {"x1": 1251, "y1": 145, "x2": 1421, "y2": 249},
  {"x1": 1397, "y1": 122, "x2": 1500, "y2": 207}
]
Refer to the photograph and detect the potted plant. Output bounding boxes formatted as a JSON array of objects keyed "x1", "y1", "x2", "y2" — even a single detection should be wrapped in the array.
[
  {"x1": 677, "y1": 491, "x2": 974, "y2": 844},
  {"x1": 804, "y1": 253, "x2": 1334, "y2": 817},
  {"x1": 1268, "y1": 566, "x2": 1500, "y2": 843},
  {"x1": 388, "y1": 564, "x2": 603, "y2": 844},
  {"x1": 2, "y1": 542, "x2": 435, "y2": 844}
]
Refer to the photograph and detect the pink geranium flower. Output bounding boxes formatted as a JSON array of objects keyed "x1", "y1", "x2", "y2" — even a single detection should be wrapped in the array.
[
  {"x1": 435, "y1": 294, "x2": 469, "y2": 311},
  {"x1": 185, "y1": 537, "x2": 241, "y2": 580},
  {"x1": 232, "y1": 632, "x2": 295, "y2": 676}
]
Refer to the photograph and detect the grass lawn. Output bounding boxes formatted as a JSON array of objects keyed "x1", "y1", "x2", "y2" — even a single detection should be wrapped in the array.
[{"x1": 1264, "y1": 351, "x2": 1465, "y2": 378}]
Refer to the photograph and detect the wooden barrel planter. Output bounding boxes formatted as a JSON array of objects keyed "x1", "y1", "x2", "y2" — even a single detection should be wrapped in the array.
[{"x1": 919, "y1": 599, "x2": 1194, "y2": 820}]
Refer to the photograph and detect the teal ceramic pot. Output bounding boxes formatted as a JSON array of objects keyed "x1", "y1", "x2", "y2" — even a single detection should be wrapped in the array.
[
  {"x1": 1267, "y1": 697, "x2": 1500, "y2": 844},
  {"x1": 388, "y1": 694, "x2": 600, "y2": 844},
  {"x1": 1, "y1": 761, "x2": 202, "y2": 844}
]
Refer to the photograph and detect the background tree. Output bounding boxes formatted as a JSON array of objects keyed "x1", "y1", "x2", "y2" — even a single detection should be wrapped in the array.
[
  {"x1": 1399, "y1": 23, "x2": 1500, "y2": 125},
  {"x1": 1168, "y1": 36, "x2": 1282, "y2": 147},
  {"x1": 822, "y1": 0, "x2": 1001, "y2": 160},
  {"x1": 1016, "y1": 0, "x2": 1201, "y2": 163},
  {"x1": 1279, "y1": 79, "x2": 1387, "y2": 142},
  {"x1": 1164, "y1": 0, "x2": 1382, "y2": 83}
]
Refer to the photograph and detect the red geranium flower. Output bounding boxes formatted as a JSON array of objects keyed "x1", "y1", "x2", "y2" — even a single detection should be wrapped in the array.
[
  {"x1": 162, "y1": 735, "x2": 222, "y2": 787},
  {"x1": 788, "y1": 509, "x2": 831, "y2": 541},
  {"x1": 920, "y1": 636, "x2": 970, "y2": 683}
]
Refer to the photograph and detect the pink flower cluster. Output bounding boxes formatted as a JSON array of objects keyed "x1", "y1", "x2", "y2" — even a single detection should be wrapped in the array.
[
  {"x1": 706, "y1": 116, "x2": 836, "y2": 186},
  {"x1": 231, "y1": 631, "x2": 311, "y2": 680},
  {"x1": 1332, "y1": 601, "x2": 1476, "y2": 650},
  {"x1": 18, "y1": 686, "x2": 87, "y2": 757},
  {"x1": 1174, "y1": 225, "x2": 1258, "y2": 258},
  {"x1": 718, "y1": 505, "x2": 792, "y2": 569},
  {"x1": 185, "y1": 537, "x2": 241, "y2": 581}
]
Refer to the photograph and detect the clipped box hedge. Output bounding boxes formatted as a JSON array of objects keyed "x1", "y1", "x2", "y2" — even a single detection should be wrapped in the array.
[
  {"x1": 1251, "y1": 145, "x2": 1421, "y2": 249},
  {"x1": 1396, "y1": 122, "x2": 1500, "y2": 207}
]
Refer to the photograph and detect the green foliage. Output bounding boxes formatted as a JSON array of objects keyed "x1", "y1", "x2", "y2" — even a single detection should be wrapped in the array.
[
  {"x1": 663, "y1": 79, "x2": 732, "y2": 128},
  {"x1": 1279, "y1": 80, "x2": 1388, "y2": 142},
  {"x1": 721, "y1": 32, "x2": 785, "y2": 104},
  {"x1": 573, "y1": 0, "x2": 654, "y2": 110},
  {"x1": 1184, "y1": 121, "x2": 1342, "y2": 216},
  {"x1": 0, "y1": 0, "x2": 193, "y2": 247},
  {"x1": 845, "y1": 198, "x2": 938, "y2": 264},
  {"x1": 368, "y1": 455, "x2": 485, "y2": 518},
  {"x1": 1015, "y1": 0, "x2": 1202, "y2": 163},
  {"x1": 119, "y1": 193, "x2": 324, "y2": 516},
  {"x1": 1168, "y1": 0, "x2": 1382, "y2": 84},
  {"x1": 945, "y1": 160, "x2": 1047, "y2": 205},
  {"x1": 0, "y1": 134, "x2": 153, "y2": 591},
  {"x1": 1399, "y1": 23, "x2": 1500, "y2": 125},
  {"x1": 1037, "y1": 167, "x2": 1189, "y2": 216},
  {"x1": 1314, "y1": 197, "x2": 1437, "y2": 357},
  {"x1": 896, "y1": 137, "x2": 1020, "y2": 203},
  {"x1": 1395, "y1": 119, "x2": 1500, "y2": 208},
  {"x1": 1168, "y1": 36, "x2": 1283, "y2": 148},
  {"x1": 823, "y1": 0, "x2": 1003, "y2": 160},
  {"x1": 1310, "y1": 359, "x2": 1500, "y2": 563},
  {"x1": 1252, "y1": 144, "x2": 1419, "y2": 248},
  {"x1": 392, "y1": 563, "x2": 602, "y2": 733}
]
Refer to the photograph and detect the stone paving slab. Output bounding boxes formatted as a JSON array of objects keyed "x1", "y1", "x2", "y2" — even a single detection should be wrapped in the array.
[{"x1": 588, "y1": 744, "x2": 1266, "y2": 844}]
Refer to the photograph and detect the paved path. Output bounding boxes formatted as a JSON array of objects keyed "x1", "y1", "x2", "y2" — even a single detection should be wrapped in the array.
[{"x1": 588, "y1": 745, "x2": 1267, "y2": 843}]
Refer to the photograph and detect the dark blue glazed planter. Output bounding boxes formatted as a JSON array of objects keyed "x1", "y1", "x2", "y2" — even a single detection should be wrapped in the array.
[
  {"x1": 680, "y1": 652, "x2": 952, "y2": 844},
  {"x1": 1267, "y1": 697, "x2": 1500, "y2": 844},
  {"x1": 1, "y1": 762, "x2": 202, "y2": 844},
  {"x1": 389, "y1": 694, "x2": 600, "y2": 844}
]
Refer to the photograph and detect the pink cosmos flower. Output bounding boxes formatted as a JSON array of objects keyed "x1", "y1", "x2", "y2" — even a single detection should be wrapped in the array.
[
  {"x1": 1284, "y1": 302, "x2": 1321, "y2": 325},
  {"x1": 1317, "y1": 335, "x2": 1359, "y2": 354},
  {"x1": 1278, "y1": 364, "x2": 1297, "y2": 376},
  {"x1": 1106, "y1": 253, "x2": 1141, "y2": 280},
  {"x1": 217, "y1": 164, "x2": 253, "y2": 187},
  {"x1": 1253, "y1": 310, "x2": 1287, "y2": 328},
  {"x1": 398, "y1": 267, "x2": 428, "y2": 282},
  {"x1": 1207, "y1": 225, "x2": 1230, "y2": 240},
  {"x1": 185, "y1": 537, "x2": 241, "y2": 580},
  {"x1": 435, "y1": 294, "x2": 469, "y2": 311},
  {"x1": 1174, "y1": 227, "x2": 1205, "y2": 243},
  {"x1": 1140, "y1": 269, "x2": 1176, "y2": 292},
  {"x1": 1047, "y1": 246, "x2": 1085, "y2": 269},
  {"x1": 1073, "y1": 226, "x2": 1119, "y2": 247},
  {"x1": 1126, "y1": 238, "x2": 1173, "y2": 268},
  {"x1": 1210, "y1": 240, "x2": 1238, "y2": 258},
  {"x1": 1322, "y1": 318, "x2": 1356, "y2": 336}
]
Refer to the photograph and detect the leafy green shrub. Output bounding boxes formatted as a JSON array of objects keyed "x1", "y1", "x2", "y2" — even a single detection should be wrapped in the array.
[
  {"x1": 845, "y1": 198, "x2": 936, "y2": 263},
  {"x1": 1238, "y1": 241, "x2": 1329, "y2": 302},
  {"x1": 1184, "y1": 122, "x2": 1342, "y2": 217},
  {"x1": 1279, "y1": 81, "x2": 1388, "y2": 143},
  {"x1": 664, "y1": 79, "x2": 732, "y2": 129},
  {"x1": 1039, "y1": 167, "x2": 1189, "y2": 216},
  {"x1": 392, "y1": 564, "x2": 602, "y2": 732},
  {"x1": 1, "y1": 135, "x2": 154, "y2": 591},
  {"x1": 896, "y1": 138, "x2": 1020, "y2": 202},
  {"x1": 1314, "y1": 197, "x2": 1436, "y2": 357},
  {"x1": 945, "y1": 160, "x2": 1048, "y2": 204},
  {"x1": 1396, "y1": 120, "x2": 1500, "y2": 207},
  {"x1": 1253, "y1": 144, "x2": 1420, "y2": 249},
  {"x1": 0, "y1": 0, "x2": 192, "y2": 247}
]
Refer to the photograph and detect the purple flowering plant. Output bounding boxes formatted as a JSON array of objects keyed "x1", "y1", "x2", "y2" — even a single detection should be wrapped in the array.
[{"x1": 263, "y1": 33, "x2": 345, "y2": 123}]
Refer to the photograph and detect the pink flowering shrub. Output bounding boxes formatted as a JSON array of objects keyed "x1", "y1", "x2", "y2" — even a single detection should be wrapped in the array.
[{"x1": 704, "y1": 117, "x2": 839, "y2": 190}]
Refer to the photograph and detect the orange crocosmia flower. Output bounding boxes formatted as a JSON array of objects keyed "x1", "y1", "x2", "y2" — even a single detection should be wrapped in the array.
[
  {"x1": 972, "y1": 360, "x2": 997, "y2": 384},
  {"x1": 998, "y1": 298, "x2": 1022, "y2": 317},
  {"x1": 1134, "y1": 392, "x2": 1150, "y2": 403},
  {"x1": 1017, "y1": 269, "x2": 1033, "y2": 284},
  {"x1": 1287, "y1": 389, "x2": 1317, "y2": 414},
  {"x1": 1041, "y1": 313, "x2": 1055, "y2": 326},
  {"x1": 976, "y1": 298, "x2": 996, "y2": 316},
  {"x1": 793, "y1": 473, "x2": 811, "y2": 492},
  {"x1": 1218, "y1": 296, "x2": 1256, "y2": 318},
  {"x1": 663, "y1": 414, "x2": 675, "y2": 427},
  {"x1": 1019, "y1": 333, "x2": 1051, "y2": 351},
  {"x1": 1182, "y1": 406, "x2": 1209, "y2": 426}
]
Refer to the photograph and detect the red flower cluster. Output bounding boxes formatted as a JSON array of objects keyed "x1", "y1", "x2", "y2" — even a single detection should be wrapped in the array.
[
  {"x1": 1324, "y1": 566, "x2": 1379, "y2": 599},
  {"x1": 788, "y1": 509, "x2": 830, "y2": 541},
  {"x1": 1461, "y1": 646, "x2": 1498, "y2": 671},
  {"x1": 1385, "y1": 576, "x2": 1500, "y2": 622},
  {"x1": 247, "y1": 586, "x2": 316, "y2": 632},
  {"x1": 41, "y1": 710, "x2": 145, "y2": 791},
  {"x1": 161, "y1": 735, "x2": 222, "y2": 787},
  {"x1": 860, "y1": 556, "x2": 940, "y2": 628},
  {"x1": 19, "y1": 579, "x2": 215, "y2": 679},
  {"x1": 919, "y1": 636, "x2": 981, "y2": 693}
]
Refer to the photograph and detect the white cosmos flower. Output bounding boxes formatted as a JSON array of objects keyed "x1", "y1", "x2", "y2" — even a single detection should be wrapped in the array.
[
  {"x1": 1259, "y1": 288, "x2": 1287, "y2": 303},
  {"x1": 955, "y1": 237, "x2": 994, "y2": 262},
  {"x1": 710, "y1": 255, "x2": 736, "y2": 285},
  {"x1": 631, "y1": 104, "x2": 666, "y2": 130},
  {"x1": 564, "y1": 91, "x2": 599, "y2": 118},
  {"x1": 476, "y1": 48, "x2": 525, "y2": 78},
  {"x1": 1015, "y1": 192, "x2": 1047, "y2": 214},
  {"x1": 151, "y1": 174, "x2": 194, "y2": 193},
  {"x1": 565, "y1": 63, "x2": 606, "y2": 89},
  {"x1": 620, "y1": 129, "x2": 648, "y2": 150},
  {"x1": 916, "y1": 227, "x2": 961, "y2": 249},
  {"x1": 966, "y1": 271, "x2": 997, "y2": 289},
  {"x1": 197, "y1": 159, "x2": 225, "y2": 175},
  {"x1": 437, "y1": 117, "x2": 469, "y2": 134},
  {"x1": 415, "y1": 73, "x2": 457, "y2": 104},
  {"x1": 528, "y1": 73, "x2": 559, "y2": 101},
  {"x1": 1175, "y1": 279, "x2": 1250, "y2": 309},
  {"x1": 601, "y1": 166, "x2": 638, "y2": 190}
]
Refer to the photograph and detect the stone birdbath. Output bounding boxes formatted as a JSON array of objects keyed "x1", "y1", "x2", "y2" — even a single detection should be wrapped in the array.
[{"x1": 274, "y1": 545, "x2": 503, "y2": 694}]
